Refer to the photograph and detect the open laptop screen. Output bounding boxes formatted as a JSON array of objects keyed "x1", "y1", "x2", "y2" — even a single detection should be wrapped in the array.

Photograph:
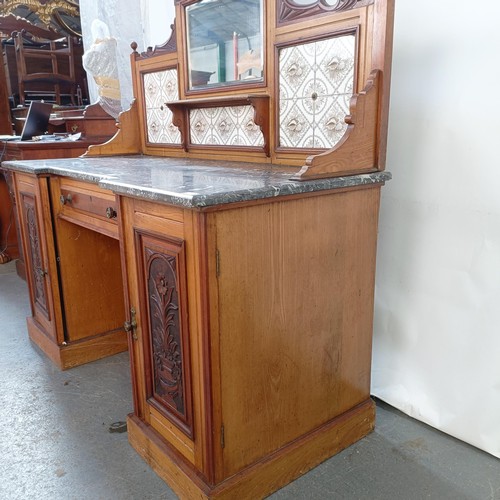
[{"x1": 20, "y1": 101, "x2": 53, "y2": 141}]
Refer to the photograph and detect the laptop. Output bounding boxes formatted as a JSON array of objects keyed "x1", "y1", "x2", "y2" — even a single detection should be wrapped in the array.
[{"x1": 0, "y1": 101, "x2": 53, "y2": 142}]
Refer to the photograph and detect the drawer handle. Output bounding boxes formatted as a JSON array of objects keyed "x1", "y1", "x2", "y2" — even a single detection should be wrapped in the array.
[
  {"x1": 60, "y1": 193, "x2": 72, "y2": 205},
  {"x1": 105, "y1": 207, "x2": 117, "y2": 219}
]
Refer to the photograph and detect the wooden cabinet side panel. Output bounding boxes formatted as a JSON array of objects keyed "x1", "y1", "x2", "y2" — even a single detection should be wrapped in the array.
[{"x1": 214, "y1": 187, "x2": 381, "y2": 477}]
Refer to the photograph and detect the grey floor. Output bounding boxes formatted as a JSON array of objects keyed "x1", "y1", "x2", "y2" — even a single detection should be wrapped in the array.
[{"x1": 1, "y1": 260, "x2": 499, "y2": 500}]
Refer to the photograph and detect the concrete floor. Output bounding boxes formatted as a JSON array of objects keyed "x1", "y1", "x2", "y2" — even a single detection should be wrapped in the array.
[{"x1": 1, "y1": 260, "x2": 499, "y2": 500}]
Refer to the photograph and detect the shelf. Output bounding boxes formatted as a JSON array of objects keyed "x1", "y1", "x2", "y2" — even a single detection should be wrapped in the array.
[{"x1": 165, "y1": 94, "x2": 270, "y2": 156}]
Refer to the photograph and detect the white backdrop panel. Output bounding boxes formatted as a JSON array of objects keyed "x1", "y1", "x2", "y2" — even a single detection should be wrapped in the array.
[{"x1": 372, "y1": 0, "x2": 500, "y2": 458}]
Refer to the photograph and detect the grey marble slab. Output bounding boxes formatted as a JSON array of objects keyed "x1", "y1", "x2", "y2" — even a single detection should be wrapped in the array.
[{"x1": 1, "y1": 155, "x2": 391, "y2": 208}]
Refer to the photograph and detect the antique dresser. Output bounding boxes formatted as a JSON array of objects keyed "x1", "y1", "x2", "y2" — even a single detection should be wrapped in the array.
[{"x1": 1, "y1": 0, "x2": 395, "y2": 497}]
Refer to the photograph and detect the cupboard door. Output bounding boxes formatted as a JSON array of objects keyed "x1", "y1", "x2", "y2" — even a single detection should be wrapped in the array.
[
  {"x1": 15, "y1": 174, "x2": 62, "y2": 342},
  {"x1": 120, "y1": 197, "x2": 198, "y2": 464},
  {"x1": 137, "y1": 231, "x2": 193, "y2": 438}
]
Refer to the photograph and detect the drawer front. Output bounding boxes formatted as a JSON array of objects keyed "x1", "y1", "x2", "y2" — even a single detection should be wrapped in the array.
[{"x1": 52, "y1": 177, "x2": 119, "y2": 238}]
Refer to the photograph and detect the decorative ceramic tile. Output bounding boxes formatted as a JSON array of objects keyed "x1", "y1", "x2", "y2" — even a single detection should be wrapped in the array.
[
  {"x1": 311, "y1": 96, "x2": 350, "y2": 148},
  {"x1": 144, "y1": 72, "x2": 162, "y2": 109},
  {"x1": 143, "y1": 69, "x2": 181, "y2": 145},
  {"x1": 190, "y1": 105, "x2": 264, "y2": 147},
  {"x1": 279, "y1": 98, "x2": 312, "y2": 148},
  {"x1": 315, "y1": 36, "x2": 355, "y2": 96},
  {"x1": 279, "y1": 34, "x2": 355, "y2": 149},
  {"x1": 278, "y1": 44, "x2": 314, "y2": 100}
]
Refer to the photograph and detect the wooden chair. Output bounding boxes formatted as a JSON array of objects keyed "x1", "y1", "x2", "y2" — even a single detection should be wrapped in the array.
[{"x1": 13, "y1": 30, "x2": 79, "y2": 106}]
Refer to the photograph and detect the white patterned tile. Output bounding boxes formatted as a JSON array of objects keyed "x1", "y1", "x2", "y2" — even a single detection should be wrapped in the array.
[
  {"x1": 316, "y1": 35, "x2": 355, "y2": 96},
  {"x1": 278, "y1": 34, "x2": 355, "y2": 149},
  {"x1": 227, "y1": 106, "x2": 246, "y2": 121},
  {"x1": 144, "y1": 71, "x2": 164, "y2": 109},
  {"x1": 237, "y1": 105, "x2": 264, "y2": 146},
  {"x1": 279, "y1": 45, "x2": 313, "y2": 101},
  {"x1": 212, "y1": 108, "x2": 237, "y2": 144},
  {"x1": 144, "y1": 69, "x2": 181, "y2": 145},
  {"x1": 190, "y1": 105, "x2": 263, "y2": 147},
  {"x1": 279, "y1": 98, "x2": 311, "y2": 148},
  {"x1": 163, "y1": 69, "x2": 179, "y2": 102},
  {"x1": 190, "y1": 109, "x2": 210, "y2": 144},
  {"x1": 162, "y1": 121, "x2": 182, "y2": 144},
  {"x1": 146, "y1": 108, "x2": 163, "y2": 143},
  {"x1": 313, "y1": 94, "x2": 350, "y2": 148}
]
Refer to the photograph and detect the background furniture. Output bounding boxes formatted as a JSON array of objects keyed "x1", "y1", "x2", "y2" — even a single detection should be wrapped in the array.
[
  {"x1": 0, "y1": 45, "x2": 12, "y2": 134},
  {"x1": 0, "y1": 1, "x2": 85, "y2": 129},
  {"x1": 12, "y1": 30, "x2": 82, "y2": 106}
]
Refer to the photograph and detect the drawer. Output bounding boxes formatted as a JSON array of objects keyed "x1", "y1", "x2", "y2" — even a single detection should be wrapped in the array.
[{"x1": 51, "y1": 177, "x2": 119, "y2": 238}]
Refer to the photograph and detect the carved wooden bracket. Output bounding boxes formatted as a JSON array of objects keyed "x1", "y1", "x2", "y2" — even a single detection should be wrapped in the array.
[
  {"x1": 291, "y1": 69, "x2": 382, "y2": 181},
  {"x1": 166, "y1": 94, "x2": 270, "y2": 156},
  {"x1": 83, "y1": 100, "x2": 141, "y2": 158}
]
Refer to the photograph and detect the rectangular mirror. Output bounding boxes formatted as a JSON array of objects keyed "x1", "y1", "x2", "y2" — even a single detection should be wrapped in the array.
[{"x1": 185, "y1": 0, "x2": 263, "y2": 90}]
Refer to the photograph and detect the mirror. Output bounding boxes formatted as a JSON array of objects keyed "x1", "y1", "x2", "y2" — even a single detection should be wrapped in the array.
[{"x1": 185, "y1": 0, "x2": 263, "y2": 90}]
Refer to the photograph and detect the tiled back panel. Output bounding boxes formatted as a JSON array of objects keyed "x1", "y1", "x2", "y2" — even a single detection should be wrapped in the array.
[
  {"x1": 190, "y1": 106, "x2": 264, "y2": 147},
  {"x1": 143, "y1": 69, "x2": 182, "y2": 145},
  {"x1": 142, "y1": 36, "x2": 353, "y2": 150},
  {"x1": 279, "y1": 34, "x2": 355, "y2": 149}
]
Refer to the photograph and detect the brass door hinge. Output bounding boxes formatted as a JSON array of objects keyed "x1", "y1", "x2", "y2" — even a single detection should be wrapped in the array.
[{"x1": 124, "y1": 307, "x2": 138, "y2": 340}]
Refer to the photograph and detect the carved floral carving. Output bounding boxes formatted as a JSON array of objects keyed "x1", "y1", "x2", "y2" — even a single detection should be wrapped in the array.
[
  {"x1": 24, "y1": 196, "x2": 48, "y2": 317},
  {"x1": 148, "y1": 249, "x2": 184, "y2": 414},
  {"x1": 144, "y1": 243, "x2": 192, "y2": 436}
]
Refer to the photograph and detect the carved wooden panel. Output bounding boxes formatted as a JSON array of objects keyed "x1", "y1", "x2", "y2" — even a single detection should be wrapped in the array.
[
  {"x1": 277, "y1": 0, "x2": 371, "y2": 25},
  {"x1": 21, "y1": 193, "x2": 49, "y2": 318},
  {"x1": 138, "y1": 232, "x2": 193, "y2": 437}
]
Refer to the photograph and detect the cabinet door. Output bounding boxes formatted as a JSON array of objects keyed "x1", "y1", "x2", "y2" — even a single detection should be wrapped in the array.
[
  {"x1": 120, "y1": 197, "x2": 201, "y2": 466},
  {"x1": 14, "y1": 173, "x2": 63, "y2": 343}
]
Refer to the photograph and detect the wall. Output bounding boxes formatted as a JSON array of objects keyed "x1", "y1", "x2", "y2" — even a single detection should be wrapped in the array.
[{"x1": 372, "y1": 0, "x2": 500, "y2": 458}]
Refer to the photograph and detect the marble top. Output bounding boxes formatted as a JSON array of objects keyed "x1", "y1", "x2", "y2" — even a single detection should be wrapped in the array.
[{"x1": 1, "y1": 155, "x2": 391, "y2": 208}]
